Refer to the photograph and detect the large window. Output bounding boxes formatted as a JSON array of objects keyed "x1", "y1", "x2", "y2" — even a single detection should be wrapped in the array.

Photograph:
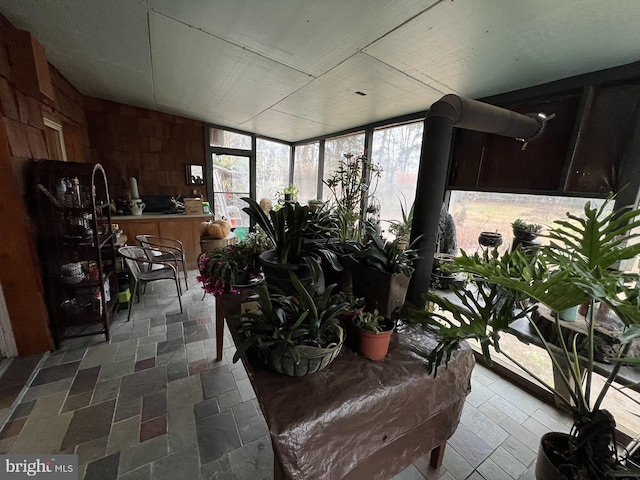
[
  {"x1": 371, "y1": 122, "x2": 423, "y2": 234},
  {"x1": 445, "y1": 191, "x2": 640, "y2": 437},
  {"x1": 322, "y1": 133, "x2": 365, "y2": 201},
  {"x1": 256, "y1": 139, "x2": 290, "y2": 203},
  {"x1": 448, "y1": 191, "x2": 609, "y2": 255},
  {"x1": 293, "y1": 143, "x2": 319, "y2": 203},
  {"x1": 209, "y1": 127, "x2": 251, "y2": 149}
]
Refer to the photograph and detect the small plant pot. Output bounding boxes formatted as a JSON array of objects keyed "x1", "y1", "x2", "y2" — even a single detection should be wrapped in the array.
[
  {"x1": 551, "y1": 306, "x2": 578, "y2": 322},
  {"x1": 478, "y1": 232, "x2": 503, "y2": 248},
  {"x1": 353, "y1": 318, "x2": 394, "y2": 361},
  {"x1": 513, "y1": 228, "x2": 538, "y2": 242}
]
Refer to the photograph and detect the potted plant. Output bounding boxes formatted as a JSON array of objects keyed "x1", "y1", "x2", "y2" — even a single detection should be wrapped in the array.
[
  {"x1": 512, "y1": 218, "x2": 543, "y2": 241},
  {"x1": 353, "y1": 309, "x2": 395, "y2": 360},
  {"x1": 280, "y1": 184, "x2": 299, "y2": 203},
  {"x1": 386, "y1": 194, "x2": 414, "y2": 249},
  {"x1": 197, "y1": 230, "x2": 271, "y2": 296},
  {"x1": 308, "y1": 199, "x2": 324, "y2": 212},
  {"x1": 323, "y1": 152, "x2": 383, "y2": 243},
  {"x1": 242, "y1": 197, "x2": 342, "y2": 295},
  {"x1": 330, "y1": 291, "x2": 366, "y2": 347},
  {"x1": 350, "y1": 225, "x2": 419, "y2": 318},
  {"x1": 232, "y1": 273, "x2": 349, "y2": 376},
  {"x1": 411, "y1": 198, "x2": 640, "y2": 479}
]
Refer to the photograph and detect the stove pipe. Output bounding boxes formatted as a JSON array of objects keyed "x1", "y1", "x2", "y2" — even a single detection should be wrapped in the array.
[{"x1": 406, "y1": 94, "x2": 550, "y2": 309}]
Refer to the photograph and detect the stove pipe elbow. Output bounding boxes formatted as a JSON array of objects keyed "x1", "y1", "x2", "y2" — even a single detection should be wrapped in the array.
[{"x1": 406, "y1": 95, "x2": 550, "y2": 310}]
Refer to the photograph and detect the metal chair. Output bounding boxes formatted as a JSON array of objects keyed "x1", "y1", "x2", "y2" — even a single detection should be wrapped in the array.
[
  {"x1": 136, "y1": 234, "x2": 188, "y2": 290},
  {"x1": 119, "y1": 246, "x2": 183, "y2": 322}
]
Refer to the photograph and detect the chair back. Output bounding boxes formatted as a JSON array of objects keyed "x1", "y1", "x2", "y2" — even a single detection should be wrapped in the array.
[
  {"x1": 136, "y1": 234, "x2": 151, "y2": 248},
  {"x1": 118, "y1": 246, "x2": 147, "y2": 281},
  {"x1": 134, "y1": 235, "x2": 157, "y2": 263}
]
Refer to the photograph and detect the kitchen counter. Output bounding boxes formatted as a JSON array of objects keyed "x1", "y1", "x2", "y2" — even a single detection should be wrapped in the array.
[
  {"x1": 114, "y1": 213, "x2": 213, "y2": 269},
  {"x1": 113, "y1": 213, "x2": 212, "y2": 220}
]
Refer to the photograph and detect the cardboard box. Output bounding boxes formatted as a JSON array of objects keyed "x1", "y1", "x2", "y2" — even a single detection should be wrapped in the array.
[{"x1": 184, "y1": 198, "x2": 203, "y2": 215}]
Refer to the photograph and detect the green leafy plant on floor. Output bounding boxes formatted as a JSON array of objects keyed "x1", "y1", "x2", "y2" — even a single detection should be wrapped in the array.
[{"x1": 411, "y1": 197, "x2": 640, "y2": 479}]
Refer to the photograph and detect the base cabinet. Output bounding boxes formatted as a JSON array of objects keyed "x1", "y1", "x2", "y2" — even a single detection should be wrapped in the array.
[{"x1": 115, "y1": 214, "x2": 211, "y2": 269}]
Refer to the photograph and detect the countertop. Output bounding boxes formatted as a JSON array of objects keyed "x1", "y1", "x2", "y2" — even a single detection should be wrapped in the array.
[{"x1": 112, "y1": 213, "x2": 213, "y2": 220}]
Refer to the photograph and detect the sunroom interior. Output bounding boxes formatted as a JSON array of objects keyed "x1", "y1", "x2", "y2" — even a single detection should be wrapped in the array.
[{"x1": 1, "y1": 1, "x2": 640, "y2": 479}]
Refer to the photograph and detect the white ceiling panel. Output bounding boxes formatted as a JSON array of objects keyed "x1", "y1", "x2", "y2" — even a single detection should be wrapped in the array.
[
  {"x1": 148, "y1": 0, "x2": 440, "y2": 77},
  {"x1": 239, "y1": 109, "x2": 337, "y2": 143},
  {"x1": 364, "y1": 0, "x2": 640, "y2": 99},
  {"x1": 150, "y1": 12, "x2": 313, "y2": 126},
  {"x1": 0, "y1": 0, "x2": 152, "y2": 95},
  {"x1": 1, "y1": 1, "x2": 640, "y2": 141},
  {"x1": 272, "y1": 52, "x2": 445, "y2": 132}
]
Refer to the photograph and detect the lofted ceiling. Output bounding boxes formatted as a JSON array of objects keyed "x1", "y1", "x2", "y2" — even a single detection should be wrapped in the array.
[{"x1": 2, "y1": 0, "x2": 640, "y2": 143}]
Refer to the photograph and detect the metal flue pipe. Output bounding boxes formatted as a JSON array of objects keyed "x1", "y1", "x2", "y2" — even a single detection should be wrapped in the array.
[{"x1": 406, "y1": 94, "x2": 550, "y2": 309}]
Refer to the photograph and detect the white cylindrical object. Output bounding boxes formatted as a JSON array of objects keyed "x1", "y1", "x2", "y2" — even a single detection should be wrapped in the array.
[{"x1": 130, "y1": 177, "x2": 140, "y2": 199}]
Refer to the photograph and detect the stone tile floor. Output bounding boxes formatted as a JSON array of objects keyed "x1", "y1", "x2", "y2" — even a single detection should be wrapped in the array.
[{"x1": 0, "y1": 271, "x2": 572, "y2": 479}]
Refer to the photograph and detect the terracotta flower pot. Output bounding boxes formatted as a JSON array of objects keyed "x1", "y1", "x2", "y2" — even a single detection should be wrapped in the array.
[{"x1": 354, "y1": 318, "x2": 394, "y2": 361}]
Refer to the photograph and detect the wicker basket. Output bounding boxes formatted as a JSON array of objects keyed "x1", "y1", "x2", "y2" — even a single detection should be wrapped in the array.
[{"x1": 258, "y1": 327, "x2": 344, "y2": 377}]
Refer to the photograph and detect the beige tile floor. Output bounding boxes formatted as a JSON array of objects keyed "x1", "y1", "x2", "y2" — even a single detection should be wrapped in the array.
[{"x1": 0, "y1": 271, "x2": 572, "y2": 479}]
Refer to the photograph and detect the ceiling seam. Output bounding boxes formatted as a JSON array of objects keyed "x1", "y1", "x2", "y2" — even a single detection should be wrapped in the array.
[
  {"x1": 360, "y1": 51, "x2": 452, "y2": 96},
  {"x1": 359, "y1": 0, "x2": 447, "y2": 51},
  {"x1": 147, "y1": 8, "x2": 315, "y2": 79}
]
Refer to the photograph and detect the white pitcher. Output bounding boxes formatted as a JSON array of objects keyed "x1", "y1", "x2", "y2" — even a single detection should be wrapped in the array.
[{"x1": 129, "y1": 200, "x2": 146, "y2": 216}]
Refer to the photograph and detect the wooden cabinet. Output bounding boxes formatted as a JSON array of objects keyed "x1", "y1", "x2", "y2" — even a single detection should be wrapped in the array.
[
  {"x1": 115, "y1": 214, "x2": 211, "y2": 269},
  {"x1": 35, "y1": 160, "x2": 118, "y2": 347}
]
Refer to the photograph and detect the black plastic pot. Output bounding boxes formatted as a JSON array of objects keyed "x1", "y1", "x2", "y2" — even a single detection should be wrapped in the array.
[
  {"x1": 478, "y1": 231, "x2": 503, "y2": 248},
  {"x1": 351, "y1": 261, "x2": 410, "y2": 318},
  {"x1": 513, "y1": 228, "x2": 538, "y2": 242},
  {"x1": 259, "y1": 249, "x2": 314, "y2": 296},
  {"x1": 535, "y1": 432, "x2": 570, "y2": 480}
]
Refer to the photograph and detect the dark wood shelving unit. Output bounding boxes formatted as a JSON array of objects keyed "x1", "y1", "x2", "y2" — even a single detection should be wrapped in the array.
[{"x1": 35, "y1": 160, "x2": 119, "y2": 347}]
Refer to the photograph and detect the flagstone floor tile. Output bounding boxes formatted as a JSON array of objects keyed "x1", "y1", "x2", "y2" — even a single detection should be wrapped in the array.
[{"x1": 0, "y1": 271, "x2": 575, "y2": 479}]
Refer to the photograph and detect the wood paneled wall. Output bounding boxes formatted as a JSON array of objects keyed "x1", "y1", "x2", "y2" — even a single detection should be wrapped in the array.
[
  {"x1": 0, "y1": 17, "x2": 90, "y2": 354},
  {"x1": 85, "y1": 98, "x2": 208, "y2": 201}
]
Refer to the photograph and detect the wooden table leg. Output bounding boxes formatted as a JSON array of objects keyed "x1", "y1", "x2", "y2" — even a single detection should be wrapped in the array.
[
  {"x1": 430, "y1": 443, "x2": 446, "y2": 469},
  {"x1": 215, "y1": 300, "x2": 224, "y2": 361}
]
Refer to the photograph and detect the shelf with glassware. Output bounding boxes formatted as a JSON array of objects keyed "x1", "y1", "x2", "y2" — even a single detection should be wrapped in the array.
[{"x1": 35, "y1": 160, "x2": 119, "y2": 347}]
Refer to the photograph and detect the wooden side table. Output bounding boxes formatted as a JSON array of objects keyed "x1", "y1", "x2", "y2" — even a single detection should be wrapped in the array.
[{"x1": 214, "y1": 280, "x2": 262, "y2": 361}]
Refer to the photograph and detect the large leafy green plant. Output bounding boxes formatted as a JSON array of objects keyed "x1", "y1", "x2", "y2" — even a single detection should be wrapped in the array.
[
  {"x1": 232, "y1": 273, "x2": 349, "y2": 364},
  {"x1": 323, "y1": 152, "x2": 383, "y2": 242},
  {"x1": 241, "y1": 197, "x2": 341, "y2": 272},
  {"x1": 387, "y1": 194, "x2": 414, "y2": 244},
  {"x1": 411, "y1": 198, "x2": 640, "y2": 479},
  {"x1": 351, "y1": 225, "x2": 419, "y2": 277}
]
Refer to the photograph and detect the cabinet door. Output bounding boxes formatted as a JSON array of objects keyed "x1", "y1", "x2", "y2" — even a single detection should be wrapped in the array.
[
  {"x1": 119, "y1": 221, "x2": 160, "y2": 247},
  {"x1": 158, "y1": 220, "x2": 200, "y2": 269}
]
